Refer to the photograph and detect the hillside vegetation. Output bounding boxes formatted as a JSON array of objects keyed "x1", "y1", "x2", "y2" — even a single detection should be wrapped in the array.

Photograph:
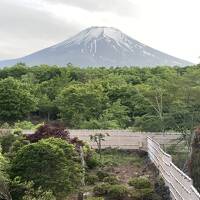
[
  {"x1": 0, "y1": 63, "x2": 200, "y2": 134},
  {"x1": 0, "y1": 124, "x2": 170, "y2": 200}
]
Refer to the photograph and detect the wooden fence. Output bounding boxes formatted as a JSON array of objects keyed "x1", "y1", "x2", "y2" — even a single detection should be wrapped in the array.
[
  {"x1": 147, "y1": 137, "x2": 200, "y2": 200},
  {"x1": 69, "y1": 130, "x2": 181, "y2": 150}
]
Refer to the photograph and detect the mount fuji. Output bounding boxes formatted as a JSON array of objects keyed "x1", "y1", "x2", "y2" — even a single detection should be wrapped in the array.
[{"x1": 0, "y1": 27, "x2": 193, "y2": 67}]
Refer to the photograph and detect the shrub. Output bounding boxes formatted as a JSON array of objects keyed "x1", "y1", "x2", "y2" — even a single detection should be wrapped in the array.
[
  {"x1": 10, "y1": 179, "x2": 56, "y2": 200},
  {"x1": 93, "y1": 183, "x2": 110, "y2": 196},
  {"x1": 128, "y1": 177, "x2": 151, "y2": 189},
  {"x1": 26, "y1": 123, "x2": 71, "y2": 142},
  {"x1": 0, "y1": 123, "x2": 10, "y2": 129},
  {"x1": 94, "y1": 183, "x2": 129, "y2": 200},
  {"x1": 103, "y1": 175, "x2": 119, "y2": 185},
  {"x1": 85, "y1": 174, "x2": 99, "y2": 185},
  {"x1": 87, "y1": 197, "x2": 104, "y2": 200},
  {"x1": 22, "y1": 186, "x2": 56, "y2": 200},
  {"x1": 106, "y1": 184, "x2": 129, "y2": 200},
  {"x1": 8, "y1": 137, "x2": 30, "y2": 159},
  {"x1": 10, "y1": 138, "x2": 83, "y2": 199},
  {"x1": 86, "y1": 154, "x2": 100, "y2": 169},
  {"x1": 14, "y1": 121, "x2": 36, "y2": 130},
  {"x1": 13, "y1": 128, "x2": 23, "y2": 136},
  {"x1": 0, "y1": 132, "x2": 16, "y2": 153},
  {"x1": 130, "y1": 188, "x2": 155, "y2": 200},
  {"x1": 96, "y1": 170, "x2": 110, "y2": 181},
  {"x1": 154, "y1": 178, "x2": 171, "y2": 200}
]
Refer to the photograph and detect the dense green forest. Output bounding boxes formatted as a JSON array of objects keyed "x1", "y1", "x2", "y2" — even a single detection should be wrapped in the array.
[
  {"x1": 1, "y1": 64, "x2": 200, "y2": 199},
  {"x1": 0, "y1": 63, "x2": 200, "y2": 133}
]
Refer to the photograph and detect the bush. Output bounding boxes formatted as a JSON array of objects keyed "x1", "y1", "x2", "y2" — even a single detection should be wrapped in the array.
[
  {"x1": 86, "y1": 155, "x2": 100, "y2": 169},
  {"x1": 106, "y1": 184, "x2": 129, "y2": 200},
  {"x1": 10, "y1": 179, "x2": 56, "y2": 200},
  {"x1": 86, "y1": 197, "x2": 104, "y2": 200},
  {"x1": 22, "y1": 186, "x2": 56, "y2": 200},
  {"x1": 26, "y1": 123, "x2": 71, "y2": 142},
  {"x1": 85, "y1": 174, "x2": 99, "y2": 185},
  {"x1": 154, "y1": 178, "x2": 171, "y2": 200},
  {"x1": 93, "y1": 183, "x2": 110, "y2": 196},
  {"x1": 128, "y1": 177, "x2": 151, "y2": 189},
  {"x1": 0, "y1": 132, "x2": 16, "y2": 153},
  {"x1": 130, "y1": 188, "x2": 155, "y2": 200},
  {"x1": 94, "y1": 183, "x2": 129, "y2": 200},
  {"x1": 13, "y1": 128, "x2": 23, "y2": 136},
  {"x1": 14, "y1": 121, "x2": 36, "y2": 130},
  {"x1": 10, "y1": 138, "x2": 83, "y2": 199},
  {"x1": 103, "y1": 175, "x2": 119, "y2": 185},
  {"x1": 8, "y1": 137, "x2": 30, "y2": 159},
  {"x1": 96, "y1": 170, "x2": 110, "y2": 181}
]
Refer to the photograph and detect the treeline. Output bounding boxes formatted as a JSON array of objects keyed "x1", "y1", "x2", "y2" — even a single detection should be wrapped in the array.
[{"x1": 0, "y1": 63, "x2": 200, "y2": 132}]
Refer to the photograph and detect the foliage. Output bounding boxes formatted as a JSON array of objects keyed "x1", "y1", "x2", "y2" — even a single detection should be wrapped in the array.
[
  {"x1": 94, "y1": 183, "x2": 128, "y2": 200},
  {"x1": 85, "y1": 174, "x2": 99, "y2": 185},
  {"x1": 10, "y1": 178, "x2": 55, "y2": 200},
  {"x1": 99, "y1": 149, "x2": 143, "y2": 167},
  {"x1": 85, "y1": 153, "x2": 100, "y2": 169},
  {"x1": 0, "y1": 148, "x2": 11, "y2": 200},
  {"x1": 0, "y1": 132, "x2": 16, "y2": 154},
  {"x1": 190, "y1": 127, "x2": 200, "y2": 192},
  {"x1": 130, "y1": 188, "x2": 155, "y2": 200},
  {"x1": 1, "y1": 64, "x2": 200, "y2": 160},
  {"x1": 128, "y1": 177, "x2": 151, "y2": 189},
  {"x1": 22, "y1": 186, "x2": 56, "y2": 200},
  {"x1": 14, "y1": 121, "x2": 36, "y2": 130},
  {"x1": 86, "y1": 197, "x2": 104, "y2": 200},
  {"x1": 0, "y1": 149, "x2": 8, "y2": 182},
  {"x1": 105, "y1": 184, "x2": 129, "y2": 200},
  {"x1": 166, "y1": 144, "x2": 188, "y2": 169},
  {"x1": 10, "y1": 138, "x2": 83, "y2": 199},
  {"x1": 90, "y1": 133, "x2": 109, "y2": 159},
  {"x1": 96, "y1": 170, "x2": 110, "y2": 181},
  {"x1": 56, "y1": 82, "x2": 107, "y2": 127},
  {"x1": 103, "y1": 175, "x2": 120, "y2": 185},
  {"x1": 1, "y1": 64, "x2": 200, "y2": 135},
  {"x1": 93, "y1": 183, "x2": 110, "y2": 196},
  {"x1": 154, "y1": 178, "x2": 171, "y2": 200},
  {"x1": 26, "y1": 123, "x2": 70, "y2": 142},
  {"x1": 0, "y1": 77, "x2": 37, "y2": 121}
]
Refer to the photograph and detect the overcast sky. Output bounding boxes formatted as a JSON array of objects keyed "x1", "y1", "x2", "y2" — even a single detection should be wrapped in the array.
[{"x1": 0, "y1": 0, "x2": 199, "y2": 63}]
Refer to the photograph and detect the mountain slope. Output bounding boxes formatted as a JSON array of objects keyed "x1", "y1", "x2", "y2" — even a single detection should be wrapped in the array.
[{"x1": 0, "y1": 27, "x2": 193, "y2": 67}]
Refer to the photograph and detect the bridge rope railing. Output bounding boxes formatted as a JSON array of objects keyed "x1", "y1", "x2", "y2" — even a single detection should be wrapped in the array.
[{"x1": 147, "y1": 137, "x2": 200, "y2": 200}]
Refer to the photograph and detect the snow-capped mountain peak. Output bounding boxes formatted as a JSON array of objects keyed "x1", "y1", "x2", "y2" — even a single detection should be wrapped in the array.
[
  {"x1": 51, "y1": 26, "x2": 147, "y2": 57},
  {"x1": 54, "y1": 27, "x2": 144, "y2": 51},
  {"x1": 0, "y1": 26, "x2": 193, "y2": 67},
  {"x1": 61, "y1": 27, "x2": 125, "y2": 45}
]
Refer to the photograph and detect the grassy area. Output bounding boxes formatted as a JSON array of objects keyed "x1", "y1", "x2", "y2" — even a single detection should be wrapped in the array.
[
  {"x1": 99, "y1": 149, "x2": 144, "y2": 167},
  {"x1": 81, "y1": 149, "x2": 169, "y2": 200}
]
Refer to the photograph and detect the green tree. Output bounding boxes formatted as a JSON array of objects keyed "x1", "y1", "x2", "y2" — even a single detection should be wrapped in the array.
[
  {"x1": 10, "y1": 138, "x2": 83, "y2": 199},
  {"x1": 0, "y1": 148, "x2": 11, "y2": 200},
  {"x1": 100, "y1": 100, "x2": 130, "y2": 128},
  {"x1": 56, "y1": 82, "x2": 107, "y2": 127},
  {"x1": 136, "y1": 77, "x2": 177, "y2": 132},
  {"x1": 0, "y1": 63, "x2": 29, "y2": 79},
  {"x1": 0, "y1": 77, "x2": 37, "y2": 122}
]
